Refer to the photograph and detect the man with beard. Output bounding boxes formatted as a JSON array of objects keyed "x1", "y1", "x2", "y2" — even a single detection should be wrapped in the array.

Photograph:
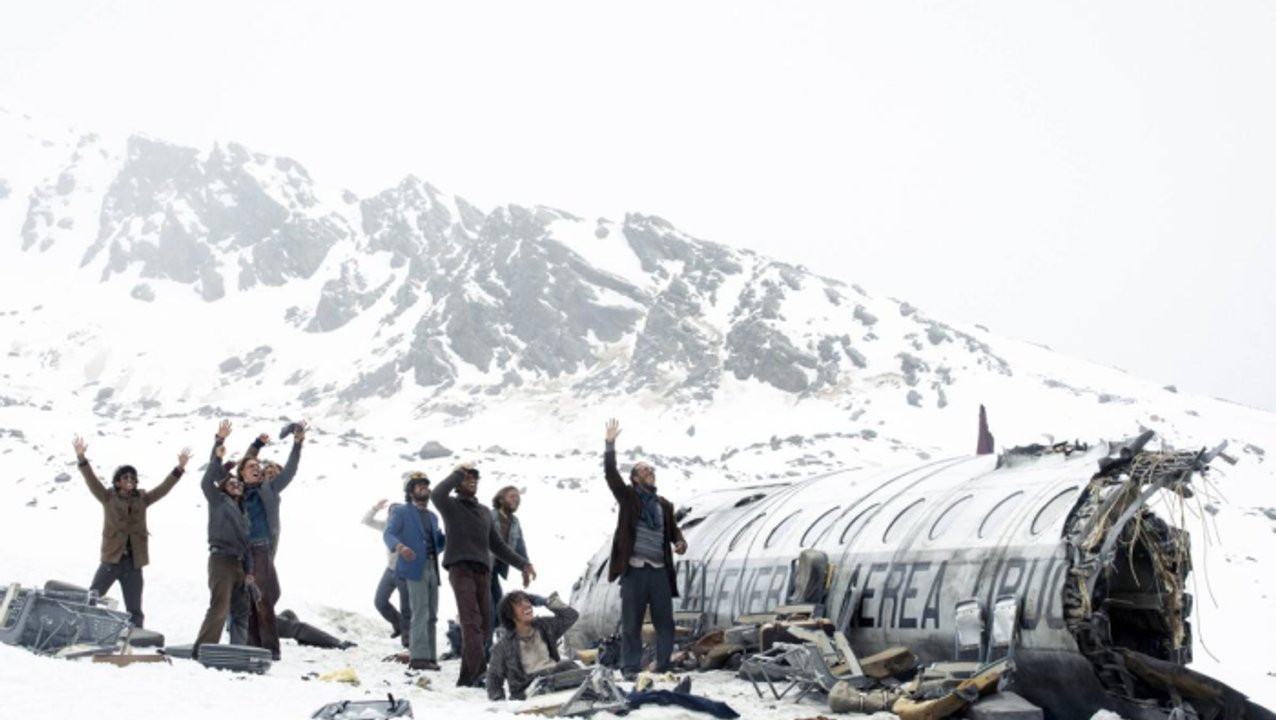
[
  {"x1": 233, "y1": 422, "x2": 305, "y2": 660},
  {"x1": 384, "y1": 471, "x2": 446, "y2": 670},
  {"x1": 193, "y1": 420, "x2": 255, "y2": 658},
  {"x1": 488, "y1": 485, "x2": 528, "y2": 646},
  {"x1": 72, "y1": 436, "x2": 190, "y2": 629},
  {"x1": 602, "y1": 419, "x2": 687, "y2": 679},
  {"x1": 431, "y1": 463, "x2": 535, "y2": 687}
]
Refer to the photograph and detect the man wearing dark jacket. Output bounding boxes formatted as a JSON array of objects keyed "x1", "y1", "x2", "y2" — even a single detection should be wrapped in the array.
[
  {"x1": 232, "y1": 425, "x2": 305, "y2": 659},
  {"x1": 486, "y1": 591, "x2": 578, "y2": 701},
  {"x1": 72, "y1": 436, "x2": 190, "y2": 629},
  {"x1": 603, "y1": 419, "x2": 687, "y2": 678},
  {"x1": 431, "y1": 463, "x2": 535, "y2": 688},
  {"x1": 193, "y1": 420, "x2": 254, "y2": 658},
  {"x1": 384, "y1": 471, "x2": 447, "y2": 670}
]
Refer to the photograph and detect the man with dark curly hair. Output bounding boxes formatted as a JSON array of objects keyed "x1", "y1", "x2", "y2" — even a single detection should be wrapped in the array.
[
  {"x1": 486, "y1": 591, "x2": 578, "y2": 701},
  {"x1": 72, "y1": 435, "x2": 190, "y2": 629}
]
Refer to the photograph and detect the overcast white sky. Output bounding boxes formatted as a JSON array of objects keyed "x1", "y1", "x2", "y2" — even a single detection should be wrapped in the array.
[{"x1": 2, "y1": 1, "x2": 1273, "y2": 411}]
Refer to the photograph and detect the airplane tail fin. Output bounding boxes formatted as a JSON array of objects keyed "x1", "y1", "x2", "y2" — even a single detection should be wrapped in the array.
[{"x1": 976, "y1": 405, "x2": 995, "y2": 455}]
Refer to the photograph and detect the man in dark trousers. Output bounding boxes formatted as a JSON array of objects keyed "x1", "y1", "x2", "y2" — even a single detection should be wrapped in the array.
[
  {"x1": 603, "y1": 419, "x2": 687, "y2": 679},
  {"x1": 431, "y1": 462, "x2": 536, "y2": 688},
  {"x1": 72, "y1": 436, "x2": 190, "y2": 628},
  {"x1": 384, "y1": 471, "x2": 447, "y2": 670},
  {"x1": 232, "y1": 423, "x2": 305, "y2": 660},
  {"x1": 193, "y1": 420, "x2": 254, "y2": 658}
]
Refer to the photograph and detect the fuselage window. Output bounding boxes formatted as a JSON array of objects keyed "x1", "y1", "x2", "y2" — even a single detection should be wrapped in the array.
[
  {"x1": 929, "y1": 495, "x2": 974, "y2": 541},
  {"x1": 729, "y1": 513, "x2": 767, "y2": 551},
  {"x1": 978, "y1": 491, "x2": 1025, "y2": 539},
  {"x1": 839, "y1": 503, "x2": 881, "y2": 545},
  {"x1": 883, "y1": 499, "x2": 926, "y2": 543},
  {"x1": 801, "y1": 505, "x2": 842, "y2": 547},
  {"x1": 680, "y1": 516, "x2": 706, "y2": 531},
  {"x1": 764, "y1": 510, "x2": 804, "y2": 548},
  {"x1": 1031, "y1": 487, "x2": 1080, "y2": 535}
]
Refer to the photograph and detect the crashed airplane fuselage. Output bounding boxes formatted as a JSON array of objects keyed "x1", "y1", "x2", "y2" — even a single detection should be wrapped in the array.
[{"x1": 568, "y1": 433, "x2": 1268, "y2": 720}]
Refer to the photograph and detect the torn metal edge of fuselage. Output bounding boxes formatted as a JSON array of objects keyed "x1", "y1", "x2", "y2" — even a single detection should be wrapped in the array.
[{"x1": 1055, "y1": 432, "x2": 1271, "y2": 720}]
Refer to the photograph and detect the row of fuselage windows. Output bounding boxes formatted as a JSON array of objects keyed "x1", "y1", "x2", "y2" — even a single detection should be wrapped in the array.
[{"x1": 708, "y1": 485, "x2": 1080, "y2": 553}]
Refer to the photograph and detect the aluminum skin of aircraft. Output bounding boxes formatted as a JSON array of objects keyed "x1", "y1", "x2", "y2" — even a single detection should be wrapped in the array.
[{"x1": 567, "y1": 433, "x2": 1273, "y2": 720}]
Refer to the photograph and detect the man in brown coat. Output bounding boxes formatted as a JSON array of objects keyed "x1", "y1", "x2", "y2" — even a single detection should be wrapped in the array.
[
  {"x1": 73, "y1": 436, "x2": 190, "y2": 628},
  {"x1": 603, "y1": 419, "x2": 686, "y2": 679}
]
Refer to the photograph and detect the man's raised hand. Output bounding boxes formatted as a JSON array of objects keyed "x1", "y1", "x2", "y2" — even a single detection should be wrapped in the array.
[
  {"x1": 72, "y1": 436, "x2": 87, "y2": 459},
  {"x1": 257, "y1": 433, "x2": 270, "y2": 446},
  {"x1": 217, "y1": 420, "x2": 232, "y2": 440},
  {"x1": 605, "y1": 419, "x2": 621, "y2": 443},
  {"x1": 178, "y1": 448, "x2": 192, "y2": 469}
]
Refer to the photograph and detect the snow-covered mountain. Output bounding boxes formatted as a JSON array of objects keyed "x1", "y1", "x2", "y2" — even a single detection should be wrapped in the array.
[
  {"x1": 5, "y1": 106, "x2": 1273, "y2": 457},
  {"x1": 1, "y1": 107, "x2": 1273, "y2": 718}
]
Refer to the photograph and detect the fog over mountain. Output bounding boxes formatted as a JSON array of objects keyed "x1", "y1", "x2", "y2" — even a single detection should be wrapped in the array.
[{"x1": 5, "y1": 106, "x2": 1270, "y2": 462}]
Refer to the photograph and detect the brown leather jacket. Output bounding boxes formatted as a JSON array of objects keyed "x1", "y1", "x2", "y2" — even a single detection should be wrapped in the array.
[
  {"x1": 604, "y1": 442, "x2": 685, "y2": 597},
  {"x1": 79, "y1": 460, "x2": 183, "y2": 567}
]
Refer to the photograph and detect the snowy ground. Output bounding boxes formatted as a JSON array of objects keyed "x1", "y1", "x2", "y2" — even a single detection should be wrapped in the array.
[{"x1": 1, "y1": 422, "x2": 1274, "y2": 719}]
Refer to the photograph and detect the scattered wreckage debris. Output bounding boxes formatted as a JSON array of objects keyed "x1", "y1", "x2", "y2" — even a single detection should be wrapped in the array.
[
  {"x1": 311, "y1": 694, "x2": 412, "y2": 720},
  {"x1": 512, "y1": 666, "x2": 738, "y2": 718},
  {"x1": 0, "y1": 581, "x2": 131, "y2": 657},
  {"x1": 729, "y1": 614, "x2": 1018, "y2": 719},
  {"x1": 163, "y1": 642, "x2": 274, "y2": 674},
  {"x1": 1, "y1": 577, "x2": 354, "y2": 677}
]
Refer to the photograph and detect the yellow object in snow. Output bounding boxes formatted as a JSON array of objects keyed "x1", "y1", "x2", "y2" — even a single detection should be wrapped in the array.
[{"x1": 318, "y1": 667, "x2": 360, "y2": 685}]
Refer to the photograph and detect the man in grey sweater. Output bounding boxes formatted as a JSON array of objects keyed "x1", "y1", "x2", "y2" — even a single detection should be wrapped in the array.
[{"x1": 431, "y1": 463, "x2": 536, "y2": 688}]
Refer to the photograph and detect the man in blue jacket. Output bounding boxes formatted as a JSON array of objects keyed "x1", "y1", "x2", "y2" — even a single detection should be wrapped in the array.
[{"x1": 384, "y1": 471, "x2": 446, "y2": 671}]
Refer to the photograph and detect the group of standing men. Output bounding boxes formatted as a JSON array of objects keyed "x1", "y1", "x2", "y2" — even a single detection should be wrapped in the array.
[
  {"x1": 73, "y1": 418, "x2": 305, "y2": 661},
  {"x1": 73, "y1": 416, "x2": 688, "y2": 690},
  {"x1": 376, "y1": 462, "x2": 536, "y2": 686}
]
